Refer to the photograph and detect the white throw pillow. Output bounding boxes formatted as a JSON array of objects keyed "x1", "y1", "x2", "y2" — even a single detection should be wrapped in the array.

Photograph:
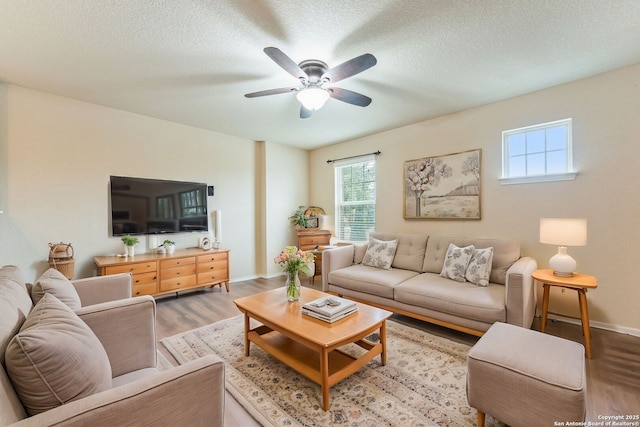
[
  {"x1": 465, "y1": 247, "x2": 494, "y2": 286},
  {"x1": 362, "y1": 238, "x2": 398, "y2": 270},
  {"x1": 440, "y1": 243, "x2": 475, "y2": 282},
  {"x1": 353, "y1": 242, "x2": 369, "y2": 264},
  {"x1": 5, "y1": 293, "x2": 112, "y2": 415},
  {"x1": 31, "y1": 268, "x2": 81, "y2": 310}
]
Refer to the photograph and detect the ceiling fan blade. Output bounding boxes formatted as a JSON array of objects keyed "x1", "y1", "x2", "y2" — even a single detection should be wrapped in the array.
[
  {"x1": 329, "y1": 87, "x2": 372, "y2": 107},
  {"x1": 300, "y1": 105, "x2": 313, "y2": 119},
  {"x1": 321, "y1": 53, "x2": 377, "y2": 83},
  {"x1": 264, "y1": 47, "x2": 308, "y2": 81},
  {"x1": 244, "y1": 87, "x2": 297, "y2": 98}
]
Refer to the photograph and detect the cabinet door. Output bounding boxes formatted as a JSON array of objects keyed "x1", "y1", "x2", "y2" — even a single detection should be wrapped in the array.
[
  {"x1": 160, "y1": 257, "x2": 197, "y2": 292},
  {"x1": 159, "y1": 274, "x2": 198, "y2": 292},
  {"x1": 298, "y1": 233, "x2": 330, "y2": 250},
  {"x1": 105, "y1": 262, "x2": 155, "y2": 275},
  {"x1": 196, "y1": 252, "x2": 229, "y2": 285},
  {"x1": 132, "y1": 282, "x2": 158, "y2": 297},
  {"x1": 160, "y1": 257, "x2": 196, "y2": 269},
  {"x1": 131, "y1": 271, "x2": 157, "y2": 286}
]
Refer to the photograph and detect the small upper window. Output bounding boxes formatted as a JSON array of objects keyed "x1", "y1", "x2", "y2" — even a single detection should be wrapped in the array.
[{"x1": 500, "y1": 118, "x2": 576, "y2": 184}]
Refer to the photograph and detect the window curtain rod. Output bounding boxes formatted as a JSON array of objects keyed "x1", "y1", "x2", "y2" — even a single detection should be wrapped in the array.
[{"x1": 326, "y1": 150, "x2": 381, "y2": 164}]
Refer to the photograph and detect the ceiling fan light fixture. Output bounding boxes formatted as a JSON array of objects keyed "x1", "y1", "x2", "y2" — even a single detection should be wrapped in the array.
[{"x1": 296, "y1": 87, "x2": 330, "y2": 110}]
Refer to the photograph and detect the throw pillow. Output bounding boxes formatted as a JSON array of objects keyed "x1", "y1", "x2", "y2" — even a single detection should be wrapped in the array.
[
  {"x1": 440, "y1": 243, "x2": 475, "y2": 282},
  {"x1": 465, "y1": 247, "x2": 494, "y2": 286},
  {"x1": 353, "y1": 242, "x2": 369, "y2": 264},
  {"x1": 31, "y1": 268, "x2": 81, "y2": 310},
  {"x1": 362, "y1": 238, "x2": 399, "y2": 270},
  {"x1": 5, "y1": 293, "x2": 112, "y2": 415}
]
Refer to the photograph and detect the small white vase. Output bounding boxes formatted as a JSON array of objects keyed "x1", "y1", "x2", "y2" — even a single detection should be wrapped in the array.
[
  {"x1": 167, "y1": 245, "x2": 175, "y2": 255},
  {"x1": 126, "y1": 245, "x2": 135, "y2": 257}
]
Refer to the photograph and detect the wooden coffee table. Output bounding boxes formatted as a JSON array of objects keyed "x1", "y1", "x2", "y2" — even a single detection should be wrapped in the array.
[{"x1": 233, "y1": 287, "x2": 392, "y2": 411}]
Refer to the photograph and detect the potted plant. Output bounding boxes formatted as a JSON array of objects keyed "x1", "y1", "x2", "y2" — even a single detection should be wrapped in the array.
[
  {"x1": 161, "y1": 239, "x2": 176, "y2": 255},
  {"x1": 121, "y1": 235, "x2": 139, "y2": 257},
  {"x1": 288, "y1": 205, "x2": 308, "y2": 229}
]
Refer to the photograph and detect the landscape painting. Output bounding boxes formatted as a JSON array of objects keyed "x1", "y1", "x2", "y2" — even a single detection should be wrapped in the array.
[{"x1": 403, "y1": 149, "x2": 481, "y2": 219}]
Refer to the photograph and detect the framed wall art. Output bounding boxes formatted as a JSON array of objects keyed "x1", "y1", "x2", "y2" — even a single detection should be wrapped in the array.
[{"x1": 403, "y1": 149, "x2": 481, "y2": 219}]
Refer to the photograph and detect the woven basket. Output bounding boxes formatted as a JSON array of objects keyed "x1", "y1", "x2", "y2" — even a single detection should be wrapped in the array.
[{"x1": 48, "y1": 242, "x2": 75, "y2": 279}]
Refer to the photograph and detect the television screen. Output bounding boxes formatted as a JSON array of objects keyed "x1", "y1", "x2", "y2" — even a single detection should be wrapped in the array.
[{"x1": 110, "y1": 176, "x2": 209, "y2": 236}]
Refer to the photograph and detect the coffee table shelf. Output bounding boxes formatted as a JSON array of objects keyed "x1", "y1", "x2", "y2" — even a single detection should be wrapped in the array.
[{"x1": 248, "y1": 326, "x2": 382, "y2": 388}]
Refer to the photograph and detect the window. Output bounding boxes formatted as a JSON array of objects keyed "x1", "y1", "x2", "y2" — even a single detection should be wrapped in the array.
[
  {"x1": 334, "y1": 156, "x2": 376, "y2": 241},
  {"x1": 156, "y1": 196, "x2": 174, "y2": 219},
  {"x1": 180, "y1": 188, "x2": 207, "y2": 217},
  {"x1": 500, "y1": 118, "x2": 576, "y2": 184}
]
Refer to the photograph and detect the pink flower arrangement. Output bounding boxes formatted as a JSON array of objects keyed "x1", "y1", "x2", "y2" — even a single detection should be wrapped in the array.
[{"x1": 274, "y1": 246, "x2": 315, "y2": 275}]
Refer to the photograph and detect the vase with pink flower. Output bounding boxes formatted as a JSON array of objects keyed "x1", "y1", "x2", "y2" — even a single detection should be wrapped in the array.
[{"x1": 274, "y1": 246, "x2": 315, "y2": 301}]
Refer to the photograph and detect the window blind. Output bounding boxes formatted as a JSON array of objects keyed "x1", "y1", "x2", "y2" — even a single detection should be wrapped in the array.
[{"x1": 334, "y1": 155, "x2": 376, "y2": 242}]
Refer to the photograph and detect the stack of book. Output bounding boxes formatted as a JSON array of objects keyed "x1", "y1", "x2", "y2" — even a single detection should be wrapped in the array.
[{"x1": 302, "y1": 296, "x2": 358, "y2": 323}]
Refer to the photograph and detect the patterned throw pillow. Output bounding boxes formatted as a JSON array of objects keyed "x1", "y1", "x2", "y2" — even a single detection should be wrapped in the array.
[
  {"x1": 362, "y1": 238, "x2": 399, "y2": 270},
  {"x1": 465, "y1": 247, "x2": 494, "y2": 286},
  {"x1": 440, "y1": 243, "x2": 475, "y2": 282}
]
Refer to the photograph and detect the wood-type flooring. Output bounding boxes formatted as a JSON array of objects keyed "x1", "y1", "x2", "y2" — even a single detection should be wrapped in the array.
[{"x1": 155, "y1": 276, "x2": 640, "y2": 426}]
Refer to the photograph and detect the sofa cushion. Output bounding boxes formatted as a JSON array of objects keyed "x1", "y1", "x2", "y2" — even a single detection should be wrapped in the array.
[
  {"x1": 0, "y1": 265, "x2": 32, "y2": 425},
  {"x1": 0, "y1": 266, "x2": 33, "y2": 363},
  {"x1": 5, "y1": 293, "x2": 112, "y2": 416},
  {"x1": 370, "y1": 232, "x2": 429, "y2": 272},
  {"x1": 328, "y1": 264, "x2": 419, "y2": 299},
  {"x1": 440, "y1": 244, "x2": 475, "y2": 282},
  {"x1": 394, "y1": 273, "x2": 506, "y2": 324},
  {"x1": 423, "y1": 236, "x2": 520, "y2": 284},
  {"x1": 465, "y1": 247, "x2": 494, "y2": 286},
  {"x1": 31, "y1": 268, "x2": 81, "y2": 310},
  {"x1": 362, "y1": 238, "x2": 398, "y2": 270}
]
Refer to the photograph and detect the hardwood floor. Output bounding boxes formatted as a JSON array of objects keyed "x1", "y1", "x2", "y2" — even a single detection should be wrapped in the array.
[{"x1": 155, "y1": 277, "x2": 640, "y2": 426}]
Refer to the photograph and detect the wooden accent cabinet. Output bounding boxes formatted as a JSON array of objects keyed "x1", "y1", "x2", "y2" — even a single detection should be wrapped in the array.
[
  {"x1": 95, "y1": 248, "x2": 230, "y2": 297},
  {"x1": 297, "y1": 229, "x2": 331, "y2": 251}
]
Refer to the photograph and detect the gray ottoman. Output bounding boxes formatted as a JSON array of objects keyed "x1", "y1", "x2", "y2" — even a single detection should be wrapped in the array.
[{"x1": 467, "y1": 322, "x2": 586, "y2": 427}]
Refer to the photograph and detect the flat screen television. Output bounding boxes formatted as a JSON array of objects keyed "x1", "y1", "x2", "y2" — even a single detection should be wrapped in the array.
[{"x1": 110, "y1": 175, "x2": 209, "y2": 236}]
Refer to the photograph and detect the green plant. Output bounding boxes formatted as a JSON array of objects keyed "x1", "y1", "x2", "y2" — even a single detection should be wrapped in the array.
[
  {"x1": 288, "y1": 205, "x2": 307, "y2": 228},
  {"x1": 121, "y1": 235, "x2": 139, "y2": 246},
  {"x1": 161, "y1": 239, "x2": 175, "y2": 247}
]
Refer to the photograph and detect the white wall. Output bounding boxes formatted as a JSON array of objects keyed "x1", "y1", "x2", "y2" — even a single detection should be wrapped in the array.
[
  {"x1": 0, "y1": 85, "x2": 264, "y2": 282},
  {"x1": 310, "y1": 64, "x2": 640, "y2": 333},
  {"x1": 263, "y1": 142, "x2": 310, "y2": 277}
]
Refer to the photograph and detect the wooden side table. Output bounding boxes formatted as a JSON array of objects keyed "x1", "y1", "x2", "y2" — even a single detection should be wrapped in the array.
[{"x1": 532, "y1": 269, "x2": 598, "y2": 358}]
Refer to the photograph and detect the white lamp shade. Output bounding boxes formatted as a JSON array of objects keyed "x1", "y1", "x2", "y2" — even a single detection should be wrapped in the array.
[
  {"x1": 296, "y1": 87, "x2": 330, "y2": 110},
  {"x1": 540, "y1": 218, "x2": 587, "y2": 246}
]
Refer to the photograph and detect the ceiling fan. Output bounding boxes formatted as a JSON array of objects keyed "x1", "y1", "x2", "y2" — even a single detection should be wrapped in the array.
[{"x1": 244, "y1": 47, "x2": 377, "y2": 119}]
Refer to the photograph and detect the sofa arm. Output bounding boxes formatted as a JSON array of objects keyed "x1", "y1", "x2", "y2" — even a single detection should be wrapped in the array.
[
  {"x1": 76, "y1": 296, "x2": 156, "y2": 378},
  {"x1": 321, "y1": 245, "x2": 355, "y2": 291},
  {"x1": 10, "y1": 355, "x2": 225, "y2": 427},
  {"x1": 72, "y1": 273, "x2": 132, "y2": 306},
  {"x1": 505, "y1": 256, "x2": 538, "y2": 328}
]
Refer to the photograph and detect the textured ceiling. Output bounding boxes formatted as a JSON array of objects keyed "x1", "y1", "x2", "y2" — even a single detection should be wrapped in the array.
[{"x1": 1, "y1": 0, "x2": 640, "y2": 149}]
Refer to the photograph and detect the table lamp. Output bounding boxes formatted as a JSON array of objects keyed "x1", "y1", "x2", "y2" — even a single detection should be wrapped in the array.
[{"x1": 540, "y1": 218, "x2": 587, "y2": 277}]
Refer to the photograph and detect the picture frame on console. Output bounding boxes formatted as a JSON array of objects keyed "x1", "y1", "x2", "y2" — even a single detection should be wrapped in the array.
[{"x1": 403, "y1": 149, "x2": 481, "y2": 220}]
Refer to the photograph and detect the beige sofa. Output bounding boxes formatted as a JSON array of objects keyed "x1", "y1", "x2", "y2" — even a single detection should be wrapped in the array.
[
  {"x1": 322, "y1": 232, "x2": 538, "y2": 336},
  {"x1": 1, "y1": 265, "x2": 224, "y2": 426}
]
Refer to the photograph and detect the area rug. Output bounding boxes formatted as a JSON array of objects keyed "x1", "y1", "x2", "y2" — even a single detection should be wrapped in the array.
[{"x1": 161, "y1": 315, "x2": 503, "y2": 427}]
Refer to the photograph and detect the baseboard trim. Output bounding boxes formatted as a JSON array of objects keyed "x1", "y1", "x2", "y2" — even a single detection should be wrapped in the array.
[
  {"x1": 545, "y1": 313, "x2": 640, "y2": 337},
  {"x1": 229, "y1": 274, "x2": 261, "y2": 283}
]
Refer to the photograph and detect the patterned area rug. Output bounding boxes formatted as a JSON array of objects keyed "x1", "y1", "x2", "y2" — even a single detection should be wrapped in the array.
[{"x1": 161, "y1": 315, "x2": 503, "y2": 427}]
